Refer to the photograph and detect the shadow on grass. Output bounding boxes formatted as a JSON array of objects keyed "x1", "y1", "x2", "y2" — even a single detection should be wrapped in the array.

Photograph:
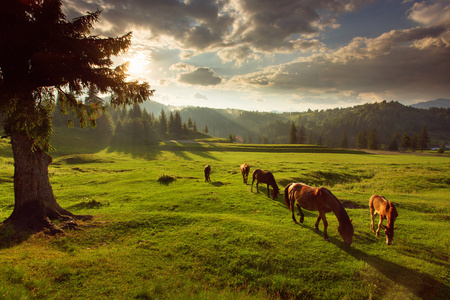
[
  {"x1": 339, "y1": 242, "x2": 449, "y2": 300},
  {"x1": 289, "y1": 220, "x2": 449, "y2": 300},
  {"x1": 0, "y1": 223, "x2": 32, "y2": 250}
]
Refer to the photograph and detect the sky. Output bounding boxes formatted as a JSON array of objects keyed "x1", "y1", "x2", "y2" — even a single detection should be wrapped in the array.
[{"x1": 62, "y1": 0, "x2": 450, "y2": 112}]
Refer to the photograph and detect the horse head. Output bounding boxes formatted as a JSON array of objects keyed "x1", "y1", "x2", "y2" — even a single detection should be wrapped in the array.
[
  {"x1": 338, "y1": 219, "x2": 354, "y2": 246},
  {"x1": 381, "y1": 224, "x2": 397, "y2": 245},
  {"x1": 272, "y1": 184, "x2": 280, "y2": 199}
]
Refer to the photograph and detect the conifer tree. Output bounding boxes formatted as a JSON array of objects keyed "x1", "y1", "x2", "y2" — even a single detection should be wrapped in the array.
[
  {"x1": 338, "y1": 130, "x2": 348, "y2": 148},
  {"x1": 368, "y1": 128, "x2": 379, "y2": 150},
  {"x1": 0, "y1": 1, "x2": 153, "y2": 233},
  {"x1": 418, "y1": 125, "x2": 429, "y2": 151},
  {"x1": 158, "y1": 109, "x2": 168, "y2": 136},
  {"x1": 298, "y1": 125, "x2": 306, "y2": 144},
  {"x1": 401, "y1": 133, "x2": 410, "y2": 150},
  {"x1": 289, "y1": 123, "x2": 297, "y2": 144},
  {"x1": 356, "y1": 129, "x2": 367, "y2": 149}
]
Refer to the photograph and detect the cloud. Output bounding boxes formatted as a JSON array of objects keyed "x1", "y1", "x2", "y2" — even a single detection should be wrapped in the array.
[
  {"x1": 193, "y1": 92, "x2": 208, "y2": 100},
  {"x1": 408, "y1": 1, "x2": 450, "y2": 26},
  {"x1": 63, "y1": 0, "x2": 369, "y2": 55},
  {"x1": 177, "y1": 67, "x2": 222, "y2": 86},
  {"x1": 228, "y1": 23, "x2": 450, "y2": 100}
]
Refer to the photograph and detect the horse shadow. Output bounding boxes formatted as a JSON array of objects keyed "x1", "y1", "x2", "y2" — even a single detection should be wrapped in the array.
[{"x1": 288, "y1": 221, "x2": 448, "y2": 299}]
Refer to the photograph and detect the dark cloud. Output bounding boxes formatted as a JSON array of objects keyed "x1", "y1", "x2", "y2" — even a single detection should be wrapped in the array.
[
  {"x1": 230, "y1": 24, "x2": 450, "y2": 100},
  {"x1": 178, "y1": 67, "x2": 222, "y2": 86},
  {"x1": 63, "y1": 0, "x2": 368, "y2": 53}
]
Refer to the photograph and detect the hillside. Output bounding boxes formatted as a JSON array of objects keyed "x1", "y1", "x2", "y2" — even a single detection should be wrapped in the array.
[
  {"x1": 170, "y1": 100, "x2": 449, "y2": 147},
  {"x1": 44, "y1": 99, "x2": 450, "y2": 149},
  {"x1": 411, "y1": 98, "x2": 450, "y2": 109}
]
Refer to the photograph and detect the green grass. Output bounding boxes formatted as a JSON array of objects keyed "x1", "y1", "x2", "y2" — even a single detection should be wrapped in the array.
[{"x1": 0, "y1": 132, "x2": 449, "y2": 299}]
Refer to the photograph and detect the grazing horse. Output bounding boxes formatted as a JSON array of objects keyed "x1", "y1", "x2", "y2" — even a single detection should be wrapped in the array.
[
  {"x1": 204, "y1": 165, "x2": 211, "y2": 182},
  {"x1": 284, "y1": 183, "x2": 354, "y2": 245},
  {"x1": 251, "y1": 169, "x2": 279, "y2": 199},
  {"x1": 370, "y1": 195, "x2": 398, "y2": 245},
  {"x1": 240, "y1": 163, "x2": 250, "y2": 184}
]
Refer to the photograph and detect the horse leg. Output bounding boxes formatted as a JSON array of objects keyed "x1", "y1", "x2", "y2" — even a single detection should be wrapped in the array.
[
  {"x1": 318, "y1": 213, "x2": 330, "y2": 242},
  {"x1": 267, "y1": 184, "x2": 270, "y2": 198},
  {"x1": 376, "y1": 216, "x2": 383, "y2": 237},
  {"x1": 315, "y1": 215, "x2": 321, "y2": 231},
  {"x1": 296, "y1": 203, "x2": 304, "y2": 223},
  {"x1": 322, "y1": 216, "x2": 330, "y2": 242},
  {"x1": 256, "y1": 182, "x2": 260, "y2": 193},
  {"x1": 370, "y1": 208, "x2": 376, "y2": 232},
  {"x1": 251, "y1": 178, "x2": 255, "y2": 192},
  {"x1": 291, "y1": 200, "x2": 298, "y2": 224}
]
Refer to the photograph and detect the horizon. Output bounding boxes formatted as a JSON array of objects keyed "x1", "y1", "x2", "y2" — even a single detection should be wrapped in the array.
[
  {"x1": 140, "y1": 98, "x2": 449, "y2": 115},
  {"x1": 64, "y1": 0, "x2": 450, "y2": 112}
]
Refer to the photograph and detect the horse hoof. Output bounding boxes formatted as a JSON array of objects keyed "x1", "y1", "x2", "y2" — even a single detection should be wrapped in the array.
[{"x1": 324, "y1": 237, "x2": 330, "y2": 242}]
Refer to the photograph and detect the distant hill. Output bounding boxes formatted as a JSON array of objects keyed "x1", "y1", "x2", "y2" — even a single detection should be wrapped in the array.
[
  {"x1": 132, "y1": 99, "x2": 450, "y2": 147},
  {"x1": 176, "y1": 100, "x2": 450, "y2": 147},
  {"x1": 411, "y1": 98, "x2": 450, "y2": 109}
]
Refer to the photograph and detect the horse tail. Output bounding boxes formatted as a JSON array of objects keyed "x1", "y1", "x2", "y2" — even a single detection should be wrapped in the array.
[{"x1": 284, "y1": 183, "x2": 294, "y2": 209}]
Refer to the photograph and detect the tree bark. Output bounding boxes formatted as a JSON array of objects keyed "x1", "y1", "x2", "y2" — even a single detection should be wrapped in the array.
[{"x1": 4, "y1": 132, "x2": 91, "y2": 234}]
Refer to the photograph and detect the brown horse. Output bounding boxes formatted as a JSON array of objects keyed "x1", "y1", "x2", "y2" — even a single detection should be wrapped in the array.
[
  {"x1": 284, "y1": 183, "x2": 354, "y2": 245},
  {"x1": 204, "y1": 165, "x2": 211, "y2": 182},
  {"x1": 251, "y1": 169, "x2": 279, "y2": 199},
  {"x1": 240, "y1": 163, "x2": 250, "y2": 184},
  {"x1": 370, "y1": 195, "x2": 398, "y2": 245}
]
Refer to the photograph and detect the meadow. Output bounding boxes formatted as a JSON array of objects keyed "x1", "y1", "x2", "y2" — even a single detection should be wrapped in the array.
[{"x1": 0, "y1": 128, "x2": 449, "y2": 299}]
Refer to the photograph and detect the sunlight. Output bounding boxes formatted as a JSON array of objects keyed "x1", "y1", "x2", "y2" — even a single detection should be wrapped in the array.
[{"x1": 127, "y1": 52, "x2": 151, "y2": 76}]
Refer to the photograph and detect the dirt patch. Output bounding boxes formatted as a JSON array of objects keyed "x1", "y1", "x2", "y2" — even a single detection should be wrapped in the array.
[{"x1": 341, "y1": 200, "x2": 366, "y2": 209}]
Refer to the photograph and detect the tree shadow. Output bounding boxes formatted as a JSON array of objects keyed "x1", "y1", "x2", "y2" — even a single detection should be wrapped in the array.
[{"x1": 0, "y1": 223, "x2": 33, "y2": 250}]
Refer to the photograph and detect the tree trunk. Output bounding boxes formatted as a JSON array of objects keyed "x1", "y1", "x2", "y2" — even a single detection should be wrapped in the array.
[{"x1": 4, "y1": 132, "x2": 91, "y2": 234}]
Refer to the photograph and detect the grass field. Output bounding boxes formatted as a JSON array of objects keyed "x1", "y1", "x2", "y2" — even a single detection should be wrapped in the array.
[{"x1": 0, "y1": 128, "x2": 449, "y2": 299}]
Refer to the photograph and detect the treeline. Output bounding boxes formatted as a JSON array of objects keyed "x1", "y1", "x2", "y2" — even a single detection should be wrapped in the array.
[
  {"x1": 281, "y1": 100, "x2": 449, "y2": 150},
  {"x1": 52, "y1": 102, "x2": 209, "y2": 143},
  {"x1": 174, "y1": 100, "x2": 449, "y2": 148},
  {"x1": 37, "y1": 98, "x2": 450, "y2": 150}
]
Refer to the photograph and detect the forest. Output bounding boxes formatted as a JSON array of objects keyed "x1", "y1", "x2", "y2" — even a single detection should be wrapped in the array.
[{"x1": 48, "y1": 98, "x2": 449, "y2": 151}]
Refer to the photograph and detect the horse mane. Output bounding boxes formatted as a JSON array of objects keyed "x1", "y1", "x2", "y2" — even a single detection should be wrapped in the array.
[
  {"x1": 388, "y1": 201, "x2": 398, "y2": 223},
  {"x1": 321, "y1": 187, "x2": 352, "y2": 224},
  {"x1": 284, "y1": 183, "x2": 294, "y2": 209}
]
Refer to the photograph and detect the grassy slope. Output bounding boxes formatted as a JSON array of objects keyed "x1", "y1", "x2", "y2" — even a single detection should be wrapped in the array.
[{"x1": 0, "y1": 128, "x2": 448, "y2": 299}]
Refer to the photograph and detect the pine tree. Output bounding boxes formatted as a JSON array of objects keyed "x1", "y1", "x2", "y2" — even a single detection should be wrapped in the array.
[
  {"x1": 338, "y1": 131, "x2": 348, "y2": 148},
  {"x1": 368, "y1": 128, "x2": 379, "y2": 150},
  {"x1": 418, "y1": 125, "x2": 429, "y2": 151},
  {"x1": 401, "y1": 133, "x2": 410, "y2": 150},
  {"x1": 356, "y1": 129, "x2": 367, "y2": 149},
  {"x1": 0, "y1": 1, "x2": 153, "y2": 233},
  {"x1": 174, "y1": 111, "x2": 183, "y2": 135},
  {"x1": 168, "y1": 112, "x2": 175, "y2": 135},
  {"x1": 411, "y1": 133, "x2": 418, "y2": 151},
  {"x1": 158, "y1": 109, "x2": 168, "y2": 136},
  {"x1": 388, "y1": 132, "x2": 399, "y2": 151},
  {"x1": 298, "y1": 125, "x2": 306, "y2": 144},
  {"x1": 289, "y1": 123, "x2": 297, "y2": 144}
]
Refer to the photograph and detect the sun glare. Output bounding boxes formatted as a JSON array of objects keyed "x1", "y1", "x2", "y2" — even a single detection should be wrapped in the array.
[{"x1": 127, "y1": 52, "x2": 151, "y2": 76}]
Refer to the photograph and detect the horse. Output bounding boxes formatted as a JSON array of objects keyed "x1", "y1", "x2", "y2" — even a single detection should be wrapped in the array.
[
  {"x1": 251, "y1": 169, "x2": 279, "y2": 199},
  {"x1": 369, "y1": 195, "x2": 398, "y2": 245},
  {"x1": 204, "y1": 165, "x2": 211, "y2": 182},
  {"x1": 284, "y1": 182, "x2": 354, "y2": 245},
  {"x1": 240, "y1": 163, "x2": 250, "y2": 184}
]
